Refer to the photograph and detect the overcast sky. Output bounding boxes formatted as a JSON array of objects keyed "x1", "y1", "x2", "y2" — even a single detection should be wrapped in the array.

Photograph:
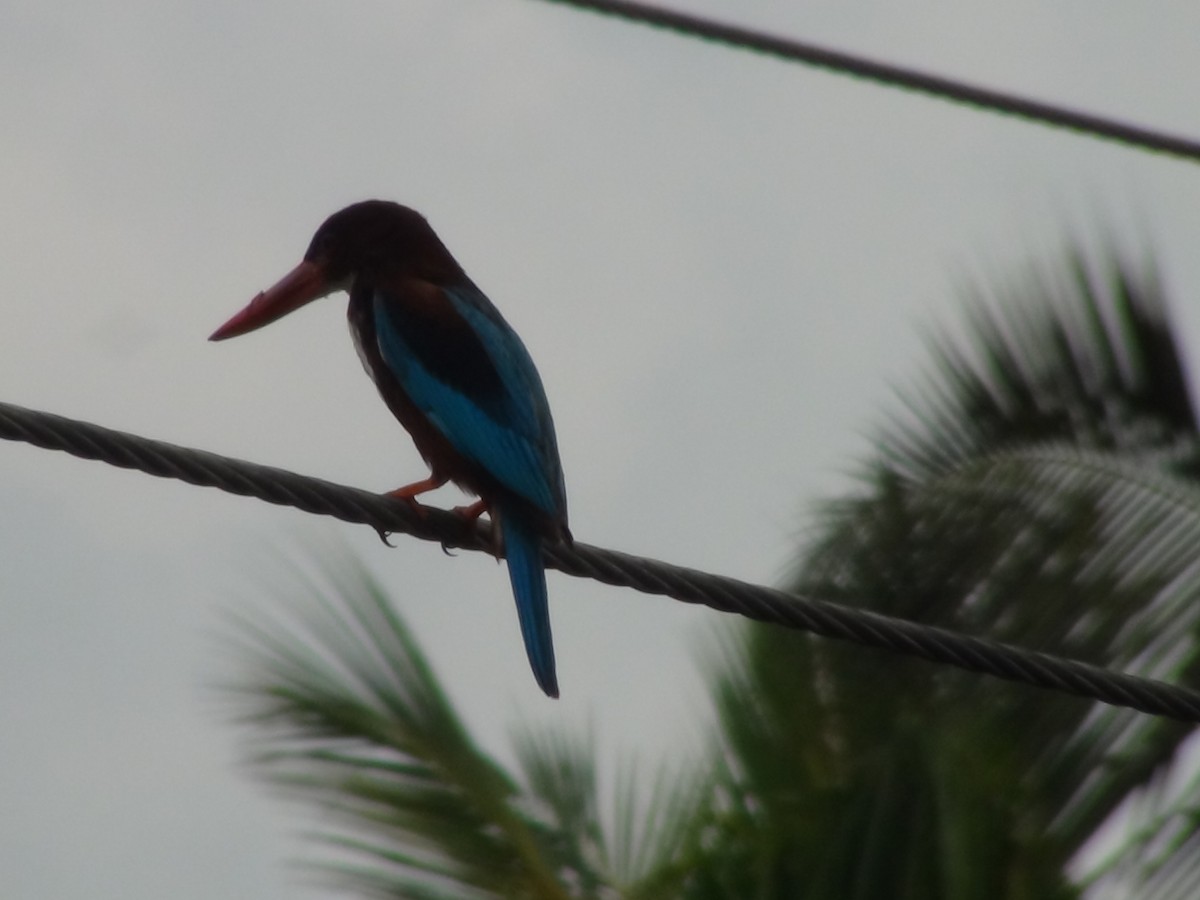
[{"x1": 3, "y1": 2, "x2": 1200, "y2": 897}]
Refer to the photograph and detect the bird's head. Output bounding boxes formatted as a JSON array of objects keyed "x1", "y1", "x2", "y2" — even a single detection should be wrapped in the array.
[{"x1": 210, "y1": 200, "x2": 459, "y2": 341}]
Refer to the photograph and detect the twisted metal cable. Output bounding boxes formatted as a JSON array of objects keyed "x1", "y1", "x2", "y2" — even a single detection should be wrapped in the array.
[
  {"x1": 536, "y1": 0, "x2": 1200, "y2": 164},
  {"x1": 3, "y1": 398, "x2": 1200, "y2": 720}
]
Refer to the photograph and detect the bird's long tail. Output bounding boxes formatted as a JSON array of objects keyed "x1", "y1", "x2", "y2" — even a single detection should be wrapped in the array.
[{"x1": 498, "y1": 504, "x2": 559, "y2": 698}]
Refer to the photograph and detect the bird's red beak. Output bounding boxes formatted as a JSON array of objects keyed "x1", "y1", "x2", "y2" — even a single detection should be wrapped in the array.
[{"x1": 209, "y1": 260, "x2": 331, "y2": 341}]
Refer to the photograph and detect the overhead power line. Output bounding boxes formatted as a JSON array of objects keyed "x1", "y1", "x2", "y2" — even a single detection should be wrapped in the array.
[
  {"x1": 3, "y1": 398, "x2": 1200, "y2": 720},
  {"x1": 535, "y1": 0, "x2": 1200, "y2": 164}
]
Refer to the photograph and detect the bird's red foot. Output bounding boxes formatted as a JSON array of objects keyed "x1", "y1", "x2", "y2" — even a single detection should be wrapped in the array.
[
  {"x1": 453, "y1": 499, "x2": 489, "y2": 525},
  {"x1": 385, "y1": 474, "x2": 448, "y2": 519}
]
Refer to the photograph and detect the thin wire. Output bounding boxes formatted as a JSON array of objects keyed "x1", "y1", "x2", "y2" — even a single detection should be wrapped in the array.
[
  {"x1": 535, "y1": 0, "x2": 1200, "y2": 164},
  {"x1": 3, "y1": 400, "x2": 1200, "y2": 720}
]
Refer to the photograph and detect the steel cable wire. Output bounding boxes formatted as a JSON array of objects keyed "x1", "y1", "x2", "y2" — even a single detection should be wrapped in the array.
[
  {"x1": 3, "y1": 399, "x2": 1200, "y2": 719},
  {"x1": 537, "y1": 0, "x2": 1200, "y2": 163}
]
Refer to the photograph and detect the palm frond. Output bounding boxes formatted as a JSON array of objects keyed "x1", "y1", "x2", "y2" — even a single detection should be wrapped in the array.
[
  {"x1": 696, "y1": 249, "x2": 1200, "y2": 899},
  {"x1": 223, "y1": 545, "x2": 570, "y2": 900},
  {"x1": 507, "y1": 722, "x2": 714, "y2": 898},
  {"x1": 1074, "y1": 734, "x2": 1200, "y2": 900},
  {"x1": 608, "y1": 755, "x2": 712, "y2": 897},
  {"x1": 509, "y1": 726, "x2": 610, "y2": 896},
  {"x1": 883, "y1": 251, "x2": 1198, "y2": 481}
]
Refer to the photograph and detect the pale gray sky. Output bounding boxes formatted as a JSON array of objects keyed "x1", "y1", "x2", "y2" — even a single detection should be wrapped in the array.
[{"x1": 3, "y1": 2, "x2": 1200, "y2": 897}]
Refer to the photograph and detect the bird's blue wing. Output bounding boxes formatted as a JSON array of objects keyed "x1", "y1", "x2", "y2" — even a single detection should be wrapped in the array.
[{"x1": 372, "y1": 281, "x2": 565, "y2": 517}]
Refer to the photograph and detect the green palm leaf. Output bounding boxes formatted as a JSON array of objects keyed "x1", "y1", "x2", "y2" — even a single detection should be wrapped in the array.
[
  {"x1": 224, "y1": 548, "x2": 573, "y2": 899},
  {"x1": 687, "y1": 251, "x2": 1200, "y2": 899}
]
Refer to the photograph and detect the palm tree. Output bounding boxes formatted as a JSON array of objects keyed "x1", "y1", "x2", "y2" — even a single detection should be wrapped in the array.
[
  {"x1": 691, "y1": 252, "x2": 1200, "y2": 900},
  {"x1": 227, "y1": 249, "x2": 1200, "y2": 898}
]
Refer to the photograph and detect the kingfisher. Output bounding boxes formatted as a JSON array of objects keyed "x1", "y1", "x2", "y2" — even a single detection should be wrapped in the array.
[{"x1": 210, "y1": 200, "x2": 571, "y2": 697}]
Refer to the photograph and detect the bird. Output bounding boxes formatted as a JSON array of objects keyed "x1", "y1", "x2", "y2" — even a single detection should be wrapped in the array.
[{"x1": 210, "y1": 200, "x2": 571, "y2": 697}]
